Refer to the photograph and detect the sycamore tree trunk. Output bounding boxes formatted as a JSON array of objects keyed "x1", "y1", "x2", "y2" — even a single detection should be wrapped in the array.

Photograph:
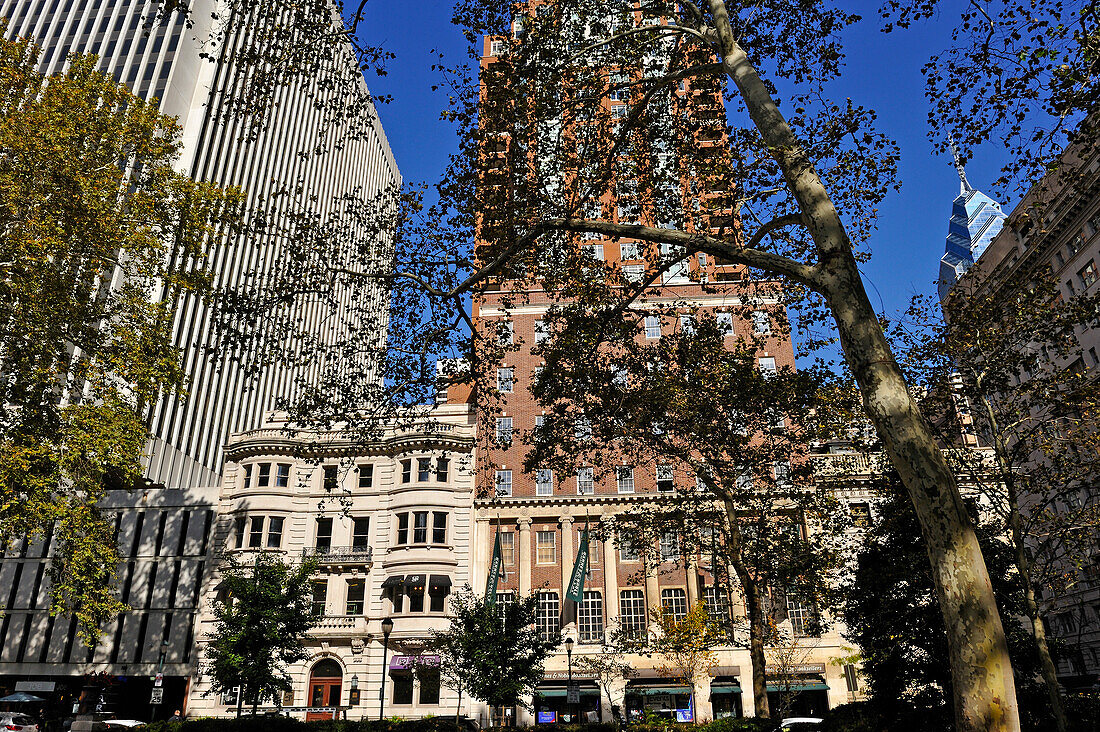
[
  {"x1": 704, "y1": 2, "x2": 1022, "y2": 729},
  {"x1": 721, "y1": 498, "x2": 770, "y2": 719}
]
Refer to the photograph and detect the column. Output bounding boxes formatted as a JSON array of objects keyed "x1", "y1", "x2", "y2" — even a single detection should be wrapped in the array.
[
  {"x1": 559, "y1": 515, "x2": 575, "y2": 630},
  {"x1": 603, "y1": 531, "x2": 618, "y2": 626},
  {"x1": 473, "y1": 517, "x2": 492, "y2": 593},
  {"x1": 517, "y1": 518, "x2": 533, "y2": 595}
]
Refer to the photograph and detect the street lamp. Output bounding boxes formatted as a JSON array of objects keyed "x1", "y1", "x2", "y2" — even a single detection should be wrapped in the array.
[
  {"x1": 565, "y1": 637, "x2": 575, "y2": 723},
  {"x1": 379, "y1": 617, "x2": 394, "y2": 721}
]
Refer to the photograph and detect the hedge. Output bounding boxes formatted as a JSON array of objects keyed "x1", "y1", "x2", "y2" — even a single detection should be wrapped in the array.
[{"x1": 144, "y1": 717, "x2": 777, "y2": 732}]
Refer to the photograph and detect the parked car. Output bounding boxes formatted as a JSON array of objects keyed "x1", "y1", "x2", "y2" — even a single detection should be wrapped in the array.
[
  {"x1": 0, "y1": 713, "x2": 39, "y2": 732},
  {"x1": 779, "y1": 718, "x2": 824, "y2": 730}
]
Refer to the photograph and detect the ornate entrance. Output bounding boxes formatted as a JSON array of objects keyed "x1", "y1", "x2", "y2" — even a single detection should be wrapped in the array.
[{"x1": 307, "y1": 659, "x2": 342, "y2": 721}]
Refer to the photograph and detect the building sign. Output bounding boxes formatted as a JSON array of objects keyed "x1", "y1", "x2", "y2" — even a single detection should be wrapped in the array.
[
  {"x1": 542, "y1": 670, "x2": 599, "y2": 681},
  {"x1": 390, "y1": 654, "x2": 440, "y2": 670},
  {"x1": 776, "y1": 664, "x2": 827, "y2": 675},
  {"x1": 537, "y1": 711, "x2": 557, "y2": 723},
  {"x1": 16, "y1": 682, "x2": 55, "y2": 693}
]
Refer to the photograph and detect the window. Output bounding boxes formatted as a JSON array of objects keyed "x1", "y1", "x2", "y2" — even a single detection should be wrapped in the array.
[
  {"x1": 257, "y1": 463, "x2": 271, "y2": 487},
  {"x1": 496, "y1": 417, "x2": 513, "y2": 445},
  {"x1": 310, "y1": 580, "x2": 327, "y2": 616},
  {"x1": 495, "y1": 469, "x2": 513, "y2": 497},
  {"x1": 577, "y1": 467, "x2": 595, "y2": 495},
  {"x1": 582, "y1": 243, "x2": 605, "y2": 261},
  {"x1": 679, "y1": 314, "x2": 695, "y2": 334},
  {"x1": 489, "y1": 39, "x2": 507, "y2": 56},
  {"x1": 413, "y1": 511, "x2": 429, "y2": 543},
  {"x1": 322, "y1": 465, "x2": 337, "y2": 491},
  {"x1": 536, "y1": 468, "x2": 554, "y2": 496},
  {"x1": 242, "y1": 464, "x2": 252, "y2": 489},
  {"x1": 752, "y1": 310, "x2": 771, "y2": 335},
  {"x1": 417, "y1": 457, "x2": 432, "y2": 482},
  {"x1": 616, "y1": 466, "x2": 635, "y2": 493},
  {"x1": 787, "y1": 594, "x2": 819, "y2": 637},
  {"x1": 623, "y1": 264, "x2": 645, "y2": 283},
  {"x1": 497, "y1": 368, "x2": 514, "y2": 392},
  {"x1": 620, "y1": 540, "x2": 639, "y2": 562},
  {"x1": 396, "y1": 513, "x2": 409, "y2": 545},
  {"x1": 433, "y1": 512, "x2": 448, "y2": 544},
  {"x1": 496, "y1": 591, "x2": 516, "y2": 608},
  {"x1": 275, "y1": 464, "x2": 290, "y2": 487},
  {"x1": 774, "y1": 461, "x2": 792, "y2": 487},
  {"x1": 266, "y1": 517, "x2": 283, "y2": 548},
  {"x1": 578, "y1": 591, "x2": 604, "y2": 643},
  {"x1": 346, "y1": 579, "x2": 365, "y2": 615},
  {"x1": 315, "y1": 517, "x2": 332, "y2": 551},
  {"x1": 660, "y1": 531, "x2": 680, "y2": 561},
  {"x1": 352, "y1": 518, "x2": 370, "y2": 550},
  {"x1": 232, "y1": 517, "x2": 246, "y2": 549},
  {"x1": 1080, "y1": 260, "x2": 1098, "y2": 288},
  {"x1": 704, "y1": 586, "x2": 730, "y2": 624},
  {"x1": 758, "y1": 357, "x2": 777, "y2": 378},
  {"x1": 498, "y1": 320, "x2": 514, "y2": 345},
  {"x1": 358, "y1": 464, "x2": 373, "y2": 489},
  {"x1": 535, "y1": 415, "x2": 545, "y2": 428},
  {"x1": 536, "y1": 592, "x2": 560, "y2": 641},
  {"x1": 390, "y1": 585, "x2": 404, "y2": 613},
  {"x1": 436, "y1": 458, "x2": 449, "y2": 482},
  {"x1": 535, "y1": 319, "x2": 549, "y2": 343},
  {"x1": 716, "y1": 312, "x2": 734, "y2": 334},
  {"x1": 656, "y1": 465, "x2": 675, "y2": 492},
  {"x1": 249, "y1": 516, "x2": 264, "y2": 548},
  {"x1": 621, "y1": 241, "x2": 641, "y2": 259},
  {"x1": 393, "y1": 674, "x2": 414, "y2": 705},
  {"x1": 620, "y1": 590, "x2": 646, "y2": 638},
  {"x1": 400, "y1": 459, "x2": 412, "y2": 483},
  {"x1": 575, "y1": 417, "x2": 592, "y2": 441},
  {"x1": 850, "y1": 503, "x2": 871, "y2": 528},
  {"x1": 501, "y1": 532, "x2": 515, "y2": 564},
  {"x1": 418, "y1": 668, "x2": 441, "y2": 704},
  {"x1": 409, "y1": 584, "x2": 425, "y2": 613},
  {"x1": 537, "y1": 531, "x2": 556, "y2": 564},
  {"x1": 661, "y1": 588, "x2": 688, "y2": 620},
  {"x1": 645, "y1": 315, "x2": 661, "y2": 339}
]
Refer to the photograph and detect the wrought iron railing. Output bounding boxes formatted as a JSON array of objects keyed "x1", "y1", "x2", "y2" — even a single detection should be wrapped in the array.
[{"x1": 302, "y1": 545, "x2": 373, "y2": 563}]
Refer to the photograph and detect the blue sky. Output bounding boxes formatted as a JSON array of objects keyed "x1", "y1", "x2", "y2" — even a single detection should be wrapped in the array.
[{"x1": 357, "y1": 0, "x2": 1011, "y2": 325}]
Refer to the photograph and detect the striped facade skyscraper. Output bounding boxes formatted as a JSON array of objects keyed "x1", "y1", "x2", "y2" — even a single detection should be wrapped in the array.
[
  {"x1": 938, "y1": 150, "x2": 1007, "y2": 303},
  {"x1": 1, "y1": 0, "x2": 400, "y2": 491},
  {"x1": 0, "y1": 0, "x2": 399, "y2": 715}
]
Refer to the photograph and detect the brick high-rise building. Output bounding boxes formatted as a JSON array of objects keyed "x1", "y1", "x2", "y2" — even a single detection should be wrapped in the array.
[{"x1": 467, "y1": 7, "x2": 858, "y2": 722}]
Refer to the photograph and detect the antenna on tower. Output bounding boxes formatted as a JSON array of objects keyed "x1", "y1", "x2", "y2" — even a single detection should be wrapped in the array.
[{"x1": 949, "y1": 137, "x2": 973, "y2": 195}]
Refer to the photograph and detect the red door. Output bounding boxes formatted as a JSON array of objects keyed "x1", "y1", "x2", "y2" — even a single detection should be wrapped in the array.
[{"x1": 306, "y1": 659, "x2": 342, "y2": 721}]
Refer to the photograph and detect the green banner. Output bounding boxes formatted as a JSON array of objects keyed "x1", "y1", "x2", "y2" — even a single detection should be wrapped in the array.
[
  {"x1": 566, "y1": 527, "x2": 589, "y2": 603},
  {"x1": 485, "y1": 531, "x2": 503, "y2": 603}
]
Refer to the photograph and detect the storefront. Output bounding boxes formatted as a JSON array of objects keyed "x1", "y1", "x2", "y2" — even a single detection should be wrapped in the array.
[
  {"x1": 533, "y1": 681, "x2": 600, "y2": 723},
  {"x1": 766, "y1": 667, "x2": 829, "y2": 720},
  {"x1": 625, "y1": 679, "x2": 693, "y2": 723},
  {"x1": 709, "y1": 677, "x2": 743, "y2": 719}
]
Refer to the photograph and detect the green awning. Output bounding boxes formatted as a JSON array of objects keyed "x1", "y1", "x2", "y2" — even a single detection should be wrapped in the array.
[
  {"x1": 766, "y1": 681, "x2": 829, "y2": 692},
  {"x1": 709, "y1": 684, "x2": 742, "y2": 693},
  {"x1": 627, "y1": 686, "x2": 691, "y2": 695}
]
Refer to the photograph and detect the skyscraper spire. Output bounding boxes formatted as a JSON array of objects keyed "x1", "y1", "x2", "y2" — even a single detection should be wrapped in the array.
[{"x1": 949, "y1": 138, "x2": 974, "y2": 195}]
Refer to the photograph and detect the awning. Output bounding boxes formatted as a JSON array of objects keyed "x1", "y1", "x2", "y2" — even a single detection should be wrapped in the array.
[
  {"x1": 429, "y1": 575, "x2": 452, "y2": 592},
  {"x1": 710, "y1": 683, "x2": 742, "y2": 693},
  {"x1": 627, "y1": 685, "x2": 691, "y2": 695},
  {"x1": 405, "y1": 574, "x2": 426, "y2": 590},
  {"x1": 381, "y1": 575, "x2": 404, "y2": 589},
  {"x1": 535, "y1": 687, "x2": 600, "y2": 698},
  {"x1": 391, "y1": 654, "x2": 440, "y2": 671},
  {"x1": 766, "y1": 681, "x2": 829, "y2": 692}
]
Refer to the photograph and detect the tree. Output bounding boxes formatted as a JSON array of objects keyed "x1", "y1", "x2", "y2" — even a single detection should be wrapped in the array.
[
  {"x1": 0, "y1": 35, "x2": 246, "y2": 642},
  {"x1": 648, "y1": 601, "x2": 723, "y2": 721},
  {"x1": 419, "y1": 3, "x2": 1025, "y2": 727},
  {"x1": 427, "y1": 587, "x2": 559, "y2": 723},
  {"x1": 530, "y1": 310, "x2": 848, "y2": 718},
  {"x1": 574, "y1": 625, "x2": 636, "y2": 721},
  {"x1": 840, "y1": 482, "x2": 1050, "y2": 732},
  {"x1": 895, "y1": 281, "x2": 1100, "y2": 732},
  {"x1": 204, "y1": 553, "x2": 318, "y2": 717}
]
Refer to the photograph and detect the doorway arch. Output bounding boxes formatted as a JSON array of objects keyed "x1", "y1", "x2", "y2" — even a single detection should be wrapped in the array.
[{"x1": 307, "y1": 658, "x2": 343, "y2": 720}]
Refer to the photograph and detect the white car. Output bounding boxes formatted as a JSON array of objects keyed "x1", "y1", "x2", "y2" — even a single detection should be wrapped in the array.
[
  {"x1": 0, "y1": 713, "x2": 39, "y2": 732},
  {"x1": 779, "y1": 719, "x2": 824, "y2": 729}
]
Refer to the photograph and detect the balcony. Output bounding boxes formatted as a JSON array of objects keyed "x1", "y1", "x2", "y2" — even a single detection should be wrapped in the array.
[
  {"x1": 303, "y1": 545, "x2": 374, "y2": 566},
  {"x1": 310, "y1": 614, "x2": 369, "y2": 638}
]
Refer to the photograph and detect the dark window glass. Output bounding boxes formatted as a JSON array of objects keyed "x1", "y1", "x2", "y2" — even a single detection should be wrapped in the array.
[
  {"x1": 311, "y1": 581, "x2": 327, "y2": 616},
  {"x1": 397, "y1": 513, "x2": 409, "y2": 545},
  {"x1": 257, "y1": 463, "x2": 270, "y2": 487},
  {"x1": 401, "y1": 460, "x2": 412, "y2": 483},
  {"x1": 417, "y1": 457, "x2": 431, "y2": 482},
  {"x1": 393, "y1": 675, "x2": 413, "y2": 705},
  {"x1": 413, "y1": 512, "x2": 429, "y2": 543},
  {"x1": 408, "y1": 587, "x2": 425, "y2": 613},
  {"x1": 266, "y1": 517, "x2": 283, "y2": 548},
  {"x1": 248, "y1": 517, "x2": 264, "y2": 548},
  {"x1": 430, "y1": 590, "x2": 446, "y2": 613},
  {"x1": 315, "y1": 518, "x2": 333, "y2": 551},
  {"x1": 436, "y1": 458, "x2": 449, "y2": 482},
  {"x1": 276, "y1": 464, "x2": 290, "y2": 487},
  {"x1": 346, "y1": 580, "x2": 365, "y2": 615},
  {"x1": 419, "y1": 669, "x2": 440, "y2": 704},
  {"x1": 358, "y1": 464, "x2": 373, "y2": 489},
  {"x1": 323, "y1": 465, "x2": 338, "y2": 491},
  {"x1": 233, "y1": 517, "x2": 245, "y2": 549},
  {"x1": 432, "y1": 513, "x2": 448, "y2": 544},
  {"x1": 352, "y1": 518, "x2": 370, "y2": 549}
]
